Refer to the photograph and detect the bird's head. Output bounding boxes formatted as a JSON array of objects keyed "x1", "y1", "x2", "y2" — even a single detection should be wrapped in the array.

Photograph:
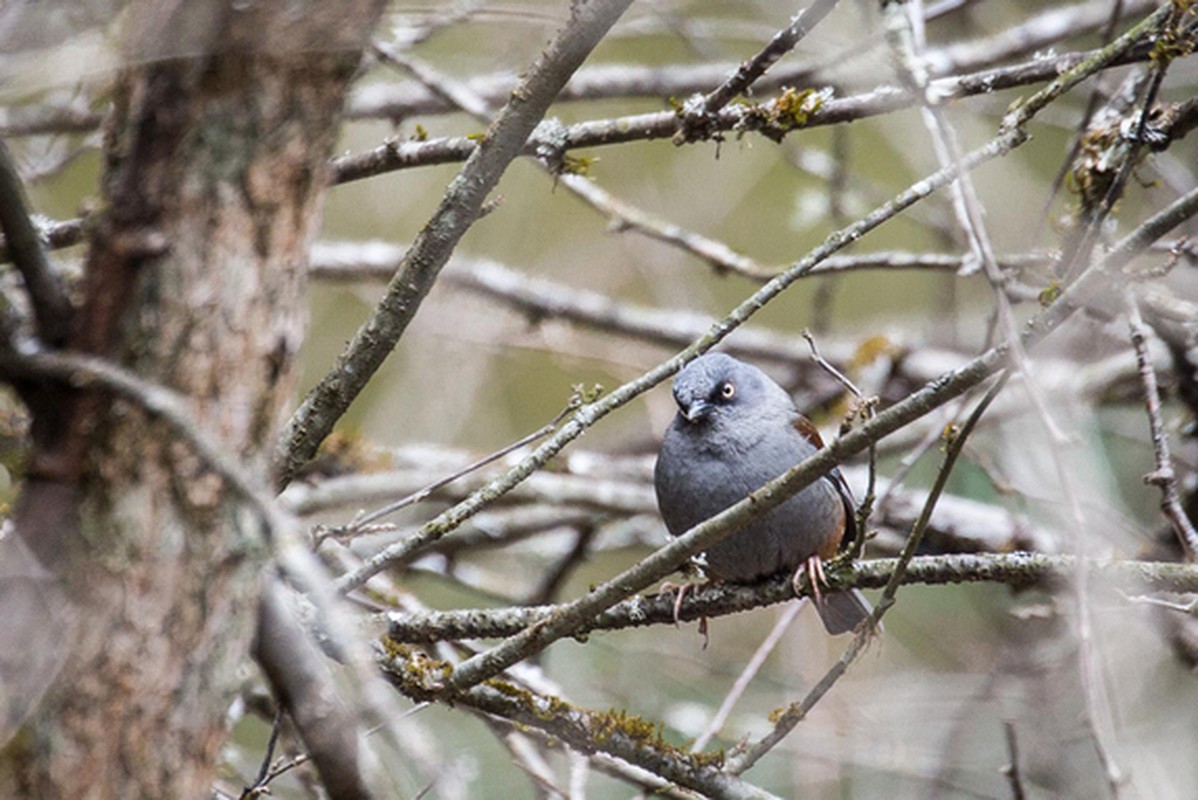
[{"x1": 671, "y1": 352, "x2": 794, "y2": 430}]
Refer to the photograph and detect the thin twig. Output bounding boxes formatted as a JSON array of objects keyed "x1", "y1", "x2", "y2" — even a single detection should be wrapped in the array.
[
  {"x1": 1121, "y1": 592, "x2": 1198, "y2": 614},
  {"x1": 673, "y1": 0, "x2": 840, "y2": 144},
  {"x1": 874, "y1": 400, "x2": 960, "y2": 513},
  {"x1": 802, "y1": 329, "x2": 862, "y2": 398},
  {"x1": 556, "y1": 174, "x2": 775, "y2": 280},
  {"x1": 803, "y1": 329, "x2": 879, "y2": 545},
  {"x1": 1126, "y1": 295, "x2": 1198, "y2": 558},
  {"x1": 241, "y1": 709, "x2": 288, "y2": 799},
  {"x1": 691, "y1": 603, "x2": 804, "y2": 753},
  {"x1": 1059, "y1": 4, "x2": 1189, "y2": 281},
  {"x1": 241, "y1": 753, "x2": 311, "y2": 799},
  {"x1": 1002, "y1": 720, "x2": 1027, "y2": 800},
  {"x1": 324, "y1": 399, "x2": 579, "y2": 539},
  {"x1": 1044, "y1": 355, "x2": 1127, "y2": 792},
  {"x1": 527, "y1": 524, "x2": 599, "y2": 606},
  {"x1": 1034, "y1": 0, "x2": 1128, "y2": 247},
  {"x1": 887, "y1": 0, "x2": 1068, "y2": 443}
]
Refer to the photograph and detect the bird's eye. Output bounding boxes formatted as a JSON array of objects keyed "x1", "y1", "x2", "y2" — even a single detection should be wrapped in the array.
[{"x1": 720, "y1": 381, "x2": 735, "y2": 400}]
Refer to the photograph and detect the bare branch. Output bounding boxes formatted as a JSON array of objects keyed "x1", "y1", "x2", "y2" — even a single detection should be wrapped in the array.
[
  {"x1": 1003, "y1": 721, "x2": 1028, "y2": 800},
  {"x1": 673, "y1": 0, "x2": 839, "y2": 144},
  {"x1": 274, "y1": 0, "x2": 635, "y2": 488},
  {"x1": 333, "y1": 30, "x2": 1173, "y2": 183},
  {"x1": 1127, "y1": 295, "x2": 1198, "y2": 557},
  {"x1": 691, "y1": 602, "x2": 802, "y2": 753},
  {"x1": 0, "y1": 140, "x2": 72, "y2": 345},
  {"x1": 0, "y1": 215, "x2": 84, "y2": 265},
  {"x1": 253, "y1": 581, "x2": 380, "y2": 800},
  {"x1": 325, "y1": 399, "x2": 579, "y2": 539},
  {"x1": 379, "y1": 650, "x2": 781, "y2": 800},
  {"x1": 385, "y1": 553, "x2": 1198, "y2": 643}
]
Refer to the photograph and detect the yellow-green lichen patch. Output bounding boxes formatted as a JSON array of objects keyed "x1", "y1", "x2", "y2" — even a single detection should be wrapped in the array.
[
  {"x1": 1038, "y1": 282, "x2": 1062, "y2": 307},
  {"x1": 488, "y1": 679, "x2": 572, "y2": 722},
  {"x1": 589, "y1": 708, "x2": 665, "y2": 748},
  {"x1": 735, "y1": 86, "x2": 832, "y2": 143},
  {"x1": 378, "y1": 636, "x2": 452, "y2": 695},
  {"x1": 561, "y1": 154, "x2": 598, "y2": 177}
]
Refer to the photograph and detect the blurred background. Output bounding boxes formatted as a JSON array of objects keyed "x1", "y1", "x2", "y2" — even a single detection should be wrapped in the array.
[{"x1": 3, "y1": 0, "x2": 1198, "y2": 797}]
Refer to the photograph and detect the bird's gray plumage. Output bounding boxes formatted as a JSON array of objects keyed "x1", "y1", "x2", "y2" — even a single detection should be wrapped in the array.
[{"x1": 654, "y1": 352, "x2": 871, "y2": 634}]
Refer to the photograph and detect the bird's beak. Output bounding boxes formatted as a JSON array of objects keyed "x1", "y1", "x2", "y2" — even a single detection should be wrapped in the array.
[{"x1": 680, "y1": 399, "x2": 712, "y2": 423}]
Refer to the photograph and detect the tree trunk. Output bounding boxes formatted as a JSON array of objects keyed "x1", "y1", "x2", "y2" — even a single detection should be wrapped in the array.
[{"x1": 2, "y1": 2, "x2": 383, "y2": 795}]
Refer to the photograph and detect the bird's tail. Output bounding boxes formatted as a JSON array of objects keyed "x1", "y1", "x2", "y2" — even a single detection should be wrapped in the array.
[{"x1": 814, "y1": 588, "x2": 873, "y2": 635}]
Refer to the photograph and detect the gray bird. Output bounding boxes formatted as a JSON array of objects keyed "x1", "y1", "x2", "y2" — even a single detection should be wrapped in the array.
[{"x1": 654, "y1": 352, "x2": 872, "y2": 634}]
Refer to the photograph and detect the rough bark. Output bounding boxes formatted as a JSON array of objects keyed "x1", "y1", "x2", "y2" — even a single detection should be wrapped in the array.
[{"x1": 1, "y1": 1, "x2": 384, "y2": 796}]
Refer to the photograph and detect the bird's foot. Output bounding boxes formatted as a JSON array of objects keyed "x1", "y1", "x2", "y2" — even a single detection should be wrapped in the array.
[
  {"x1": 659, "y1": 581, "x2": 711, "y2": 648},
  {"x1": 659, "y1": 580, "x2": 693, "y2": 626},
  {"x1": 791, "y1": 555, "x2": 829, "y2": 605}
]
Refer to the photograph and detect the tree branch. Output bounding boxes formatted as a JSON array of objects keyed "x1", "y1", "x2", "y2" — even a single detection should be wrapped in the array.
[
  {"x1": 673, "y1": 0, "x2": 839, "y2": 144},
  {"x1": 332, "y1": 29, "x2": 1177, "y2": 182},
  {"x1": 0, "y1": 140, "x2": 72, "y2": 346},
  {"x1": 384, "y1": 553, "x2": 1198, "y2": 643},
  {"x1": 254, "y1": 580, "x2": 380, "y2": 800},
  {"x1": 274, "y1": 0, "x2": 635, "y2": 488},
  {"x1": 1127, "y1": 295, "x2": 1198, "y2": 557},
  {"x1": 378, "y1": 648, "x2": 779, "y2": 800}
]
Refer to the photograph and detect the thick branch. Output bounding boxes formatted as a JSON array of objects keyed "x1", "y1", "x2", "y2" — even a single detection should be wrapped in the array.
[{"x1": 255, "y1": 580, "x2": 379, "y2": 800}]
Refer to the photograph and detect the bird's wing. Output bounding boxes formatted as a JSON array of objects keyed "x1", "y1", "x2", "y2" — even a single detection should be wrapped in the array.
[
  {"x1": 824, "y1": 467, "x2": 859, "y2": 555},
  {"x1": 793, "y1": 416, "x2": 860, "y2": 555}
]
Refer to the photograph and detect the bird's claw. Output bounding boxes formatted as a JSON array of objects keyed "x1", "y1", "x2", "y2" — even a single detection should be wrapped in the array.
[
  {"x1": 792, "y1": 555, "x2": 830, "y2": 605},
  {"x1": 660, "y1": 581, "x2": 711, "y2": 648},
  {"x1": 660, "y1": 580, "x2": 692, "y2": 626}
]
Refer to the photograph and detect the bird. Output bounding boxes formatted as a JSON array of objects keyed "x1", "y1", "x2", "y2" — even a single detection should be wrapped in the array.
[{"x1": 654, "y1": 352, "x2": 872, "y2": 635}]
